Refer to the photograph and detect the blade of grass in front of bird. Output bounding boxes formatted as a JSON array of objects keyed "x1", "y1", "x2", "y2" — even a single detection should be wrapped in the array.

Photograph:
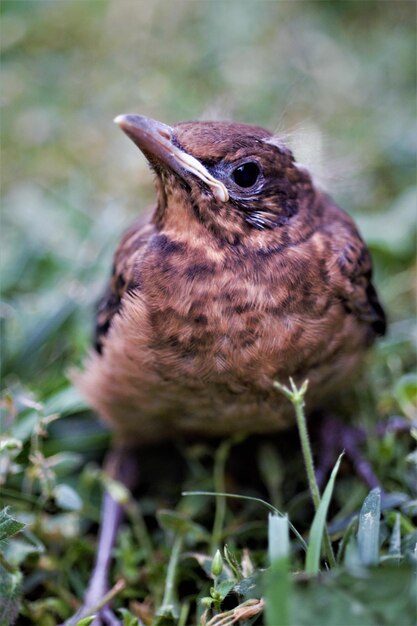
[
  {"x1": 388, "y1": 512, "x2": 401, "y2": 562},
  {"x1": 357, "y1": 487, "x2": 381, "y2": 566},
  {"x1": 268, "y1": 513, "x2": 290, "y2": 563},
  {"x1": 305, "y1": 453, "x2": 343, "y2": 575},
  {"x1": 156, "y1": 533, "x2": 183, "y2": 620},
  {"x1": 336, "y1": 516, "x2": 358, "y2": 564},
  {"x1": 265, "y1": 513, "x2": 291, "y2": 626}
]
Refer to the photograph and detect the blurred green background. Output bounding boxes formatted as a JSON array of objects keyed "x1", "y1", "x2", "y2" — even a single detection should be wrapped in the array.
[
  {"x1": 1, "y1": 0, "x2": 416, "y2": 393},
  {"x1": 1, "y1": 1, "x2": 416, "y2": 623}
]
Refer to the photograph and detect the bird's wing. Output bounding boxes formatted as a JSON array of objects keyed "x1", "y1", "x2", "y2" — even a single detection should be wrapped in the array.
[
  {"x1": 94, "y1": 216, "x2": 154, "y2": 353},
  {"x1": 324, "y1": 201, "x2": 386, "y2": 338}
]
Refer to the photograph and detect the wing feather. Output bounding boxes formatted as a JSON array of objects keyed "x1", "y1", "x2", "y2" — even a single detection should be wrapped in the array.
[
  {"x1": 94, "y1": 216, "x2": 154, "y2": 353},
  {"x1": 324, "y1": 203, "x2": 386, "y2": 339}
]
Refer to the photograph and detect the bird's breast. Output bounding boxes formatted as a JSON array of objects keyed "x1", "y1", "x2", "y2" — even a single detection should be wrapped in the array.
[{"x1": 77, "y1": 234, "x2": 368, "y2": 441}]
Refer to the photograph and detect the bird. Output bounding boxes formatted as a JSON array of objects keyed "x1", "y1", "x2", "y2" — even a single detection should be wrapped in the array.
[{"x1": 69, "y1": 114, "x2": 386, "y2": 625}]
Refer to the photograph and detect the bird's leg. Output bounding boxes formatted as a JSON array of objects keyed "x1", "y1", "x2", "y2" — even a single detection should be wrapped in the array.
[
  {"x1": 313, "y1": 413, "x2": 380, "y2": 490},
  {"x1": 65, "y1": 445, "x2": 139, "y2": 626}
]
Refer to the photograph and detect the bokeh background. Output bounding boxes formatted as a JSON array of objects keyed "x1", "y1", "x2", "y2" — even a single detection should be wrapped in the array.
[
  {"x1": 1, "y1": 1, "x2": 416, "y2": 623},
  {"x1": 2, "y1": 0, "x2": 416, "y2": 387}
]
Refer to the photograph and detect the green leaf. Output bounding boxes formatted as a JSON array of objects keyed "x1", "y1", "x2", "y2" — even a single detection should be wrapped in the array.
[
  {"x1": 0, "y1": 565, "x2": 22, "y2": 626},
  {"x1": 357, "y1": 488, "x2": 381, "y2": 566},
  {"x1": 306, "y1": 454, "x2": 343, "y2": 574},
  {"x1": 45, "y1": 451, "x2": 83, "y2": 475},
  {"x1": 234, "y1": 571, "x2": 263, "y2": 601},
  {"x1": 118, "y1": 608, "x2": 141, "y2": 626},
  {"x1": 53, "y1": 483, "x2": 83, "y2": 511},
  {"x1": 394, "y1": 373, "x2": 417, "y2": 420},
  {"x1": 75, "y1": 617, "x2": 96, "y2": 626},
  {"x1": 215, "y1": 579, "x2": 236, "y2": 602},
  {"x1": 0, "y1": 437, "x2": 23, "y2": 455},
  {"x1": 157, "y1": 509, "x2": 208, "y2": 540},
  {"x1": 10, "y1": 410, "x2": 39, "y2": 443},
  {"x1": 102, "y1": 475, "x2": 130, "y2": 505},
  {"x1": 4, "y1": 528, "x2": 44, "y2": 567},
  {"x1": 154, "y1": 606, "x2": 178, "y2": 625},
  {"x1": 43, "y1": 385, "x2": 88, "y2": 416},
  {"x1": 0, "y1": 507, "x2": 25, "y2": 542},
  {"x1": 293, "y1": 563, "x2": 416, "y2": 625}
]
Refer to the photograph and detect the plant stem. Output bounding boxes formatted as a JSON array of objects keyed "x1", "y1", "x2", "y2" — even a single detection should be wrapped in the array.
[
  {"x1": 274, "y1": 379, "x2": 336, "y2": 568},
  {"x1": 211, "y1": 435, "x2": 244, "y2": 553},
  {"x1": 158, "y1": 533, "x2": 183, "y2": 617},
  {"x1": 88, "y1": 578, "x2": 126, "y2": 616},
  {"x1": 211, "y1": 440, "x2": 229, "y2": 554},
  {"x1": 291, "y1": 386, "x2": 321, "y2": 512},
  {"x1": 125, "y1": 498, "x2": 153, "y2": 559}
]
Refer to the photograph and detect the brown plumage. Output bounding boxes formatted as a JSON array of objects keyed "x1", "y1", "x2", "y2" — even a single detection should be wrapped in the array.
[
  {"x1": 76, "y1": 115, "x2": 386, "y2": 445},
  {"x1": 68, "y1": 115, "x2": 387, "y2": 625}
]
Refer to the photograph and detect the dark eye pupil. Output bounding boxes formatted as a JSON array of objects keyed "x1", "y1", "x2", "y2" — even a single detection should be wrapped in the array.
[{"x1": 232, "y1": 162, "x2": 260, "y2": 188}]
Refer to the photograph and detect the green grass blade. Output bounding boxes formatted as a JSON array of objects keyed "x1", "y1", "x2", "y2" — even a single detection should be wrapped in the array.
[
  {"x1": 265, "y1": 513, "x2": 291, "y2": 626},
  {"x1": 183, "y1": 490, "x2": 308, "y2": 552},
  {"x1": 268, "y1": 513, "x2": 290, "y2": 562},
  {"x1": 357, "y1": 488, "x2": 381, "y2": 566},
  {"x1": 388, "y1": 512, "x2": 401, "y2": 560},
  {"x1": 156, "y1": 534, "x2": 183, "y2": 619},
  {"x1": 305, "y1": 453, "x2": 343, "y2": 574}
]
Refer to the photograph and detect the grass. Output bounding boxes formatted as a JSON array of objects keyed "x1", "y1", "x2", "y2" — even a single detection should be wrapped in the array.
[{"x1": 1, "y1": 1, "x2": 416, "y2": 624}]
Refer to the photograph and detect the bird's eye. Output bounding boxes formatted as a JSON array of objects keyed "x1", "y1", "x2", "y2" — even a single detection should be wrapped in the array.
[{"x1": 232, "y1": 162, "x2": 260, "y2": 188}]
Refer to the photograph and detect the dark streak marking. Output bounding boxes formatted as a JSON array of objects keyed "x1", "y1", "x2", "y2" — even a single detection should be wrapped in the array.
[
  {"x1": 194, "y1": 315, "x2": 208, "y2": 325},
  {"x1": 185, "y1": 263, "x2": 216, "y2": 280},
  {"x1": 151, "y1": 234, "x2": 187, "y2": 255}
]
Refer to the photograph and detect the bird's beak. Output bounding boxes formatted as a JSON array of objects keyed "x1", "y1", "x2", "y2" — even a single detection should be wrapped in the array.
[{"x1": 114, "y1": 114, "x2": 229, "y2": 202}]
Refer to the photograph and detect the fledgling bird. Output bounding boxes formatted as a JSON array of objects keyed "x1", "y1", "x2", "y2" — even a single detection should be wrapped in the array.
[{"x1": 71, "y1": 115, "x2": 386, "y2": 624}]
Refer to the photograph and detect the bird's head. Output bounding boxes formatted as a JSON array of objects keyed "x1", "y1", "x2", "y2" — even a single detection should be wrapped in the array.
[{"x1": 115, "y1": 114, "x2": 314, "y2": 246}]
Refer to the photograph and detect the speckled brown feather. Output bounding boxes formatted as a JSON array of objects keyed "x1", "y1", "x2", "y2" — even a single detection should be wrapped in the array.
[{"x1": 76, "y1": 120, "x2": 385, "y2": 444}]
